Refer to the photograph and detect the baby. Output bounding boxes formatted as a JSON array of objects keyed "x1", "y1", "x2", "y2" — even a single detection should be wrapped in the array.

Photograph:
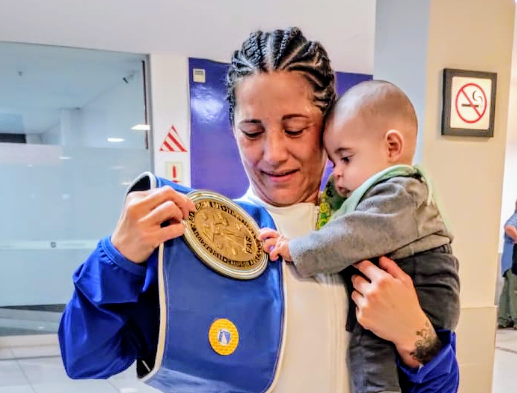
[{"x1": 259, "y1": 80, "x2": 460, "y2": 393}]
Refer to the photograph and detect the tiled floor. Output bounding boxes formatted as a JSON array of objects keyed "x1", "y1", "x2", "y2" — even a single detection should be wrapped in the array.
[
  {"x1": 0, "y1": 330, "x2": 516, "y2": 393},
  {"x1": 0, "y1": 352, "x2": 157, "y2": 393},
  {"x1": 0, "y1": 308, "x2": 61, "y2": 338},
  {"x1": 0, "y1": 329, "x2": 48, "y2": 337},
  {"x1": 492, "y1": 328, "x2": 517, "y2": 392}
]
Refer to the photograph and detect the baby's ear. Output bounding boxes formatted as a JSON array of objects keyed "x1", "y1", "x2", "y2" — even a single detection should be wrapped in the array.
[{"x1": 385, "y1": 130, "x2": 404, "y2": 162}]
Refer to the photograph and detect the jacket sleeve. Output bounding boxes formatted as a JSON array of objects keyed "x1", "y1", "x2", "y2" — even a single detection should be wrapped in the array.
[
  {"x1": 290, "y1": 179, "x2": 422, "y2": 278},
  {"x1": 398, "y1": 331, "x2": 459, "y2": 393},
  {"x1": 58, "y1": 236, "x2": 159, "y2": 379}
]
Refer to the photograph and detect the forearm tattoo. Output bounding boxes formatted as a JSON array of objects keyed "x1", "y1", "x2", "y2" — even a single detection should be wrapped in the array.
[{"x1": 410, "y1": 320, "x2": 442, "y2": 364}]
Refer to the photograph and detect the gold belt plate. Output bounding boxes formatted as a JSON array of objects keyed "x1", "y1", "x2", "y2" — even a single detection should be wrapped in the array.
[{"x1": 183, "y1": 190, "x2": 268, "y2": 280}]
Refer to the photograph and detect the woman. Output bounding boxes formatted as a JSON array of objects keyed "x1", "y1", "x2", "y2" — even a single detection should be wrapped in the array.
[
  {"x1": 59, "y1": 28, "x2": 458, "y2": 392},
  {"x1": 498, "y1": 198, "x2": 517, "y2": 329}
]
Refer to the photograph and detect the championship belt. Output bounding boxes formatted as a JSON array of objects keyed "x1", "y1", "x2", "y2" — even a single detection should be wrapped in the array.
[{"x1": 129, "y1": 173, "x2": 285, "y2": 393}]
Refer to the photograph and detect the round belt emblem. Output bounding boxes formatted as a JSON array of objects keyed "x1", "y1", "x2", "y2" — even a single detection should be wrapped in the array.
[
  {"x1": 183, "y1": 190, "x2": 267, "y2": 280},
  {"x1": 209, "y1": 319, "x2": 239, "y2": 356}
]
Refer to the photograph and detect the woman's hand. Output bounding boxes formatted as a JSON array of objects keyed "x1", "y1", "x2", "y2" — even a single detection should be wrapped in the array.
[
  {"x1": 351, "y1": 257, "x2": 441, "y2": 368},
  {"x1": 111, "y1": 186, "x2": 195, "y2": 263}
]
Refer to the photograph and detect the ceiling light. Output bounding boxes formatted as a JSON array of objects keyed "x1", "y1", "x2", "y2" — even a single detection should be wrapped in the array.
[
  {"x1": 59, "y1": 156, "x2": 71, "y2": 160},
  {"x1": 108, "y1": 138, "x2": 125, "y2": 143},
  {"x1": 131, "y1": 124, "x2": 150, "y2": 131}
]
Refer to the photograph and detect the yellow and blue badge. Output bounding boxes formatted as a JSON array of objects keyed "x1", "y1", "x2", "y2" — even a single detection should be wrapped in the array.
[{"x1": 209, "y1": 318, "x2": 239, "y2": 356}]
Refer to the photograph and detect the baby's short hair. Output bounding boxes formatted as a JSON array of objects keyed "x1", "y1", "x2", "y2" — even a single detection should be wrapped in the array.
[{"x1": 329, "y1": 80, "x2": 418, "y2": 136}]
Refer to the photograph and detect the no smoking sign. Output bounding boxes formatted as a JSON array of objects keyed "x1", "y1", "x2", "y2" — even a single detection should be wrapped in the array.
[
  {"x1": 454, "y1": 82, "x2": 487, "y2": 125},
  {"x1": 442, "y1": 69, "x2": 497, "y2": 137}
]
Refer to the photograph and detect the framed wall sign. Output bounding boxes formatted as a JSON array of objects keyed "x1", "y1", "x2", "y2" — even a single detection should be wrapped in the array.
[{"x1": 441, "y1": 68, "x2": 497, "y2": 137}]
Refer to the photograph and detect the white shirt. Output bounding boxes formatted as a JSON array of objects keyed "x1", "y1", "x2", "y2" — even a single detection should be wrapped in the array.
[{"x1": 240, "y1": 189, "x2": 351, "y2": 393}]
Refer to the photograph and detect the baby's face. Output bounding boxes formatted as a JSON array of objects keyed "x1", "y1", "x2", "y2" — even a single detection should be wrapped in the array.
[{"x1": 324, "y1": 114, "x2": 391, "y2": 197}]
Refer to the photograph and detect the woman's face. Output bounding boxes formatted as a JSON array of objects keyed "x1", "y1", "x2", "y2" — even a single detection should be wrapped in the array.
[{"x1": 233, "y1": 71, "x2": 327, "y2": 207}]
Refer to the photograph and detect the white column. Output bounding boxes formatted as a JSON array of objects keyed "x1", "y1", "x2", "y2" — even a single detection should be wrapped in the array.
[
  {"x1": 149, "y1": 53, "x2": 191, "y2": 186},
  {"x1": 375, "y1": 1, "x2": 514, "y2": 391}
]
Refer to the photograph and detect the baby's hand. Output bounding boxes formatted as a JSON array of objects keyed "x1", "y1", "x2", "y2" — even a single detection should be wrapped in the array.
[{"x1": 258, "y1": 228, "x2": 293, "y2": 262}]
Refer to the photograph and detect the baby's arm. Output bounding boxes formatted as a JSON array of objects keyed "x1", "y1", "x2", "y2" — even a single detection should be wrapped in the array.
[{"x1": 289, "y1": 179, "x2": 424, "y2": 278}]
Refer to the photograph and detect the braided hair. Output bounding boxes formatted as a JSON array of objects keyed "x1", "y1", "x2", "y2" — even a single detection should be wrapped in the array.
[{"x1": 226, "y1": 27, "x2": 336, "y2": 124}]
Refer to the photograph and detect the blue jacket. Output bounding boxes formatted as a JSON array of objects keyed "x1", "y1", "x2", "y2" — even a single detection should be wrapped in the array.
[{"x1": 59, "y1": 238, "x2": 459, "y2": 393}]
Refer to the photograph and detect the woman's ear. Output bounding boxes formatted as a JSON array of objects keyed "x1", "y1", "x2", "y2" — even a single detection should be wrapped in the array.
[{"x1": 385, "y1": 130, "x2": 405, "y2": 163}]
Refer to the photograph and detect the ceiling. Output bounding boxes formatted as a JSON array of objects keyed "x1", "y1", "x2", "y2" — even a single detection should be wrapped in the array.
[
  {"x1": 0, "y1": 43, "x2": 145, "y2": 133},
  {"x1": 0, "y1": 0, "x2": 376, "y2": 73},
  {"x1": 0, "y1": 0, "x2": 376, "y2": 135}
]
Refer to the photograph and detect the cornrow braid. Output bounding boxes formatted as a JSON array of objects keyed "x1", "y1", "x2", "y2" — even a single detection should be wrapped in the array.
[{"x1": 226, "y1": 27, "x2": 336, "y2": 124}]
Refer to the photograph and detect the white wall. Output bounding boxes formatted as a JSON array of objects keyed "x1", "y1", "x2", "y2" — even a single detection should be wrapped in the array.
[
  {"x1": 0, "y1": 144, "x2": 150, "y2": 306},
  {"x1": 79, "y1": 71, "x2": 147, "y2": 149},
  {"x1": 500, "y1": 117, "x2": 517, "y2": 251},
  {"x1": 0, "y1": 54, "x2": 190, "y2": 306},
  {"x1": 0, "y1": 57, "x2": 152, "y2": 306},
  {"x1": 374, "y1": 1, "x2": 515, "y2": 392},
  {"x1": 0, "y1": 0, "x2": 375, "y2": 75},
  {"x1": 422, "y1": 2, "x2": 513, "y2": 392},
  {"x1": 149, "y1": 54, "x2": 191, "y2": 186},
  {"x1": 500, "y1": 9, "x2": 517, "y2": 249},
  {"x1": 501, "y1": 140, "x2": 517, "y2": 238},
  {"x1": 25, "y1": 134, "x2": 42, "y2": 144},
  {"x1": 41, "y1": 123, "x2": 61, "y2": 145},
  {"x1": 34, "y1": 71, "x2": 147, "y2": 149},
  {"x1": 493, "y1": 9, "x2": 516, "y2": 311}
]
